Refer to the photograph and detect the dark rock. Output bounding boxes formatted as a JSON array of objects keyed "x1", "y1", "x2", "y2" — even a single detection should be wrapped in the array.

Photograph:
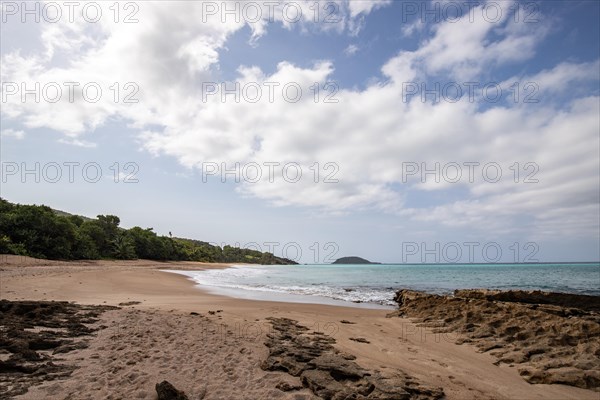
[
  {"x1": 0, "y1": 300, "x2": 116, "y2": 398},
  {"x1": 275, "y1": 381, "x2": 303, "y2": 392},
  {"x1": 308, "y1": 354, "x2": 367, "y2": 381},
  {"x1": 338, "y1": 352, "x2": 357, "y2": 361},
  {"x1": 300, "y1": 369, "x2": 345, "y2": 399},
  {"x1": 118, "y1": 301, "x2": 141, "y2": 306},
  {"x1": 156, "y1": 380, "x2": 189, "y2": 400},
  {"x1": 262, "y1": 317, "x2": 443, "y2": 399},
  {"x1": 454, "y1": 289, "x2": 600, "y2": 312},
  {"x1": 53, "y1": 341, "x2": 88, "y2": 354}
]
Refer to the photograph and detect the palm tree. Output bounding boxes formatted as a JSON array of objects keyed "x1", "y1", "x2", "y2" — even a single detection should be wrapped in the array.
[{"x1": 112, "y1": 234, "x2": 136, "y2": 259}]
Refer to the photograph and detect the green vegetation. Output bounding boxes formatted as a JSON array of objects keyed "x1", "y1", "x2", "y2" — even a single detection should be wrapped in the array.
[{"x1": 0, "y1": 198, "x2": 295, "y2": 264}]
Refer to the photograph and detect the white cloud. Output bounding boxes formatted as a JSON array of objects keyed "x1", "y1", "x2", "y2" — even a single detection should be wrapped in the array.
[
  {"x1": 1, "y1": 1, "x2": 389, "y2": 135},
  {"x1": 1, "y1": 0, "x2": 598, "y2": 239},
  {"x1": 401, "y1": 20, "x2": 424, "y2": 37},
  {"x1": 344, "y1": 44, "x2": 359, "y2": 56},
  {"x1": 347, "y1": 0, "x2": 392, "y2": 17},
  {"x1": 0, "y1": 128, "x2": 25, "y2": 139},
  {"x1": 58, "y1": 138, "x2": 97, "y2": 148},
  {"x1": 382, "y1": 1, "x2": 550, "y2": 82},
  {"x1": 501, "y1": 60, "x2": 600, "y2": 96}
]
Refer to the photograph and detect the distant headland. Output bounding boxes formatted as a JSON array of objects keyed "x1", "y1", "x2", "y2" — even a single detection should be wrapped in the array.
[{"x1": 332, "y1": 256, "x2": 380, "y2": 264}]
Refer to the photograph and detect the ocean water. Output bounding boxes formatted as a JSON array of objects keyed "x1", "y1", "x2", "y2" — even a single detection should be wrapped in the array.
[{"x1": 166, "y1": 263, "x2": 600, "y2": 309}]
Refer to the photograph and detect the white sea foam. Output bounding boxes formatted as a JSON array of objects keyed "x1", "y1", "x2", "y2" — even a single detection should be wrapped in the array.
[{"x1": 163, "y1": 268, "x2": 396, "y2": 308}]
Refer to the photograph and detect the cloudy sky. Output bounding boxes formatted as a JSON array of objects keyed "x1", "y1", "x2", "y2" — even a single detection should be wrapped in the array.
[{"x1": 1, "y1": 0, "x2": 599, "y2": 263}]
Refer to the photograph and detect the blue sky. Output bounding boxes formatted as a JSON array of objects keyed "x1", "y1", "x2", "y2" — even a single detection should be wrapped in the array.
[{"x1": 1, "y1": 1, "x2": 599, "y2": 263}]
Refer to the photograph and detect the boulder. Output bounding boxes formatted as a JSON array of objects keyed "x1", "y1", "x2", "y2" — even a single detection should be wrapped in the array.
[{"x1": 155, "y1": 380, "x2": 189, "y2": 400}]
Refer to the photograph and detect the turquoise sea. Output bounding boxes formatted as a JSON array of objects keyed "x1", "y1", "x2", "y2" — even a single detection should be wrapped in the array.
[{"x1": 167, "y1": 263, "x2": 600, "y2": 308}]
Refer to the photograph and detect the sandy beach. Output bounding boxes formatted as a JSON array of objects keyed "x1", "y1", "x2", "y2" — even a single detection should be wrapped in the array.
[{"x1": 0, "y1": 255, "x2": 597, "y2": 400}]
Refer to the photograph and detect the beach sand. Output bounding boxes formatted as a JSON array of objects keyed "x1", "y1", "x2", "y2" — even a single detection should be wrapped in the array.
[{"x1": 0, "y1": 255, "x2": 597, "y2": 399}]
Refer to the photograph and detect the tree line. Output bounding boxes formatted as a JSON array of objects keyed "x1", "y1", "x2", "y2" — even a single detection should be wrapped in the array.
[{"x1": 0, "y1": 198, "x2": 295, "y2": 264}]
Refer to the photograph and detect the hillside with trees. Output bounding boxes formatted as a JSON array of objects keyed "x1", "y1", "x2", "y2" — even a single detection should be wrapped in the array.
[
  {"x1": 332, "y1": 256, "x2": 379, "y2": 264},
  {"x1": 0, "y1": 198, "x2": 295, "y2": 264}
]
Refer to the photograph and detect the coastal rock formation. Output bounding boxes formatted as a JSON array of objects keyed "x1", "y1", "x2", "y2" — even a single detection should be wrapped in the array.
[
  {"x1": 262, "y1": 317, "x2": 444, "y2": 399},
  {"x1": 0, "y1": 300, "x2": 117, "y2": 398},
  {"x1": 453, "y1": 289, "x2": 600, "y2": 312},
  {"x1": 392, "y1": 289, "x2": 600, "y2": 391}
]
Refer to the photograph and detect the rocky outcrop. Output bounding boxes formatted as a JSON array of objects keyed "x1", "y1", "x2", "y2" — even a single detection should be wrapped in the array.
[
  {"x1": 0, "y1": 300, "x2": 117, "y2": 398},
  {"x1": 454, "y1": 289, "x2": 600, "y2": 312},
  {"x1": 392, "y1": 289, "x2": 600, "y2": 390},
  {"x1": 262, "y1": 317, "x2": 444, "y2": 399}
]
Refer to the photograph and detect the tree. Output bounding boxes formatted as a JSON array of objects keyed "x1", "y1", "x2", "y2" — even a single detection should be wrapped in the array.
[
  {"x1": 71, "y1": 230, "x2": 100, "y2": 259},
  {"x1": 0, "y1": 198, "x2": 297, "y2": 264},
  {"x1": 84, "y1": 215, "x2": 121, "y2": 257},
  {"x1": 79, "y1": 221, "x2": 107, "y2": 258},
  {"x1": 112, "y1": 233, "x2": 136, "y2": 259},
  {"x1": 0, "y1": 204, "x2": 76, "y2": 259},
  {"x1": 0, "y1": 235, "x2": 27, "y2": 255}
]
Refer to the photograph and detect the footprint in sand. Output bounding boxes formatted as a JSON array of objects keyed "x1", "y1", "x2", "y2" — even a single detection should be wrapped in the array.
[{"x1": 431, "y1": 358, "x2": 449, "y2": 368}]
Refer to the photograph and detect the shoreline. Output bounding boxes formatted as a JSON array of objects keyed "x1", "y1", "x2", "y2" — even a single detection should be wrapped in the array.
[
  {"x1": 1, "y1": 255, "x2": 598, "y2": 399},
  {"x1": 163, "y1": 261, "x2": 600, "y2": 309},
  {"x1": 162, "y1": 268, "x2": 395, "y2": 310}
]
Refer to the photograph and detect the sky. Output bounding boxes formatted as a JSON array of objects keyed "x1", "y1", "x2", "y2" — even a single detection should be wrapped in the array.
[{"x1": 1, "y1": 0, "x2": 599, "y2": 264}]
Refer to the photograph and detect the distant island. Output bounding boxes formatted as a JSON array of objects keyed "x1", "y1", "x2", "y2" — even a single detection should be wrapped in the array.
[{"x1": 332, "y1": 256, "x2": 379, "y2": 264}]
